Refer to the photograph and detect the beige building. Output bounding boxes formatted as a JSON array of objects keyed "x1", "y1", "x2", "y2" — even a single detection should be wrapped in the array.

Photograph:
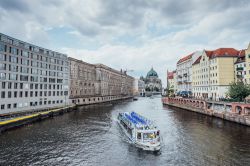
[
  {"x1": 69, "y1": 59, "x2": 134, "y2": 105},
  {"x1": 192, "y1": 48, "x2": 239, "y2": 100},
  {"x1": 245, "y1": 43, "x2": 250, "y2": 84},
  {"x1": 69, "y1": 57, "x2": 96, "y2": 100}
]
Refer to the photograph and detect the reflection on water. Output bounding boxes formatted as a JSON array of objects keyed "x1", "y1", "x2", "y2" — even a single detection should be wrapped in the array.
[{"x1": 0, "y1": 97, "x2": 250, "y2": 166}]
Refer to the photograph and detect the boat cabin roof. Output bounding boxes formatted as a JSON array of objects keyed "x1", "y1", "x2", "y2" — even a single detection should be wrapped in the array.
[{"x1": 120, "y1": 112, "x2": 156, "y2": 130}]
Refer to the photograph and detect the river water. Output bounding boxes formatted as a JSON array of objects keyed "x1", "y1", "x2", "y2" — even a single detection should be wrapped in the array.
[{"x1": 0, "y1": 97, "x2": 250, "y2": 166}]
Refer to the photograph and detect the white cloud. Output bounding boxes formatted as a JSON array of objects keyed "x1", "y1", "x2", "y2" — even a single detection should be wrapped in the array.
[{"x1": 0, "y1": 0, "x2": 250, "y2": 86}]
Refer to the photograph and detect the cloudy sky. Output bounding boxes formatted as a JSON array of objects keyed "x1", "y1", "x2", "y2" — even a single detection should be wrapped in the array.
[{"x1": 0, "y1": 0, "x2": 250, "y2": 86}]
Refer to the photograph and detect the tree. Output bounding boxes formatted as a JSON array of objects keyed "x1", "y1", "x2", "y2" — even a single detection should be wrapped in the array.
[
  {"x1": 227, "y1": 82, "x2": 250, "y2": 102},
  {"x1": 165, "y1": 86, "x2": 174, "y2": 97}
]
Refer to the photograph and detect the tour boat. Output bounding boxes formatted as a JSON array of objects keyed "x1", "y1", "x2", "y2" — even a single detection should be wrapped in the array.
[{"x1": 117, "y1": 112, "x2": 161, "y2": 151}]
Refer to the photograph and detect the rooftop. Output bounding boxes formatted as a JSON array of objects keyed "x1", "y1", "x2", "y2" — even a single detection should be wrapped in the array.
[{"x1": 177, "y1": 53, "x2": 194, "y2": 64}]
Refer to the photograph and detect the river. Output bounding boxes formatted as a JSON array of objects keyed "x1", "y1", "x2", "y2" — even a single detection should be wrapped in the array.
[{"x1": 0, "y1": 97, "x2": 250, "y2": 166}]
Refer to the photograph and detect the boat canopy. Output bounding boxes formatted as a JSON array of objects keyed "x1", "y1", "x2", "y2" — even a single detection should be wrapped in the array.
[{"x1": 121, "y1": 112, "x2": 155, "y2": 129}]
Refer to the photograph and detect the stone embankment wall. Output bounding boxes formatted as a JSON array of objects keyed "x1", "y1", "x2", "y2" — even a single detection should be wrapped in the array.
[
  {"x1": 70, "y1": 95, "x2": 133, "y2": 105},
  {"x1": 162, "y1": 97, "x2": 250, "y2": 126}
]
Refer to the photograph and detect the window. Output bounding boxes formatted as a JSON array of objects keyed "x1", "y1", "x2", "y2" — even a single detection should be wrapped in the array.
[
  {"x1": 31, "y1": 68, "x2": 38, "y2": 74},
  {"x1": 0, "y1": 54, "x2": 6, "y2": 61},
  {"x1": 31, "y1": 61, "x2": 38, "y2": 67},
  {"x1": 9, "y1": 64, "x2": 18, "y2": 72},
  {"x1": 8, "y1": 82, "x2": 11, "y2": 89},
  {"x1": 20, "y1": 67, "x2": 29, "y2": 73},
  {"x1": 14, "y1": 83, "x2": 18, "y2": 89},
  {"x1": 8, "y1": 91, "x2": 11, "y2": 98},
  {"x1": 0, "y1": 43, "x2": 4, "y2": 52},
  {"x1": 2, "y1": 82, "x2": 5, "y2": 89},
  {"x1": 25, "y1": 91, "x2": 28, "y2": 97},
  {"x1": 20, "y1": 83, "x2": 23, "y2": 89},
  {"x1": 30, "y1": 91, "x2": 33, "y2": 97},
  {"x1": 19, "y1": 91, "x2": 23, "y2": 97},
  {"x1": 0, "y1": 63, "x2": 6, "y2": 70},
  {"x1": 21, "y1": 59, "x2": 29, "y2": 65},
  {"x1": 30, "y1": 76, "x2": 38, "y2": 82},
  {"x1": 22, "y1": 51, "x2": 29, "y2": 57},
  {"x1": 9, "y1": 56, "x2": 18, "y2": 63},
  {"x1": 1, "y1": 91, "x2": 5, "y2": 98},
  {"x1": 20, "y1": 75, "x2": 29, "y2": 81},
  {"x1": 0, "y1": 73, "x2": 6, "y2": 80},
  {"x1": 7, "y1": 104, "x2": 11, "y2": 109},
  {"x1": 9, "y1": 74, "x2": 17, "y2": 80},
  {"x1": 13, "y1": 103, "x2": 17, "y2": 108},
  {"x1": 1, "y1": 104, "x2": 4, "y2": 110},
  {"x1": 14, "y1": 91, "x2": 17, "y2": 98}
]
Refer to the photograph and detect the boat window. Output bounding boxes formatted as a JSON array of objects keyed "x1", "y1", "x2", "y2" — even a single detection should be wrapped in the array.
[
  {"x1": 157, "y1": 130, "x2": 160, "y2": 136},
  {"x1": 137, "y1": 133, "x2": 141, "y2": 139},
  {"x1": 143, "y1": 133, "x2": 156, "y2": 140}
]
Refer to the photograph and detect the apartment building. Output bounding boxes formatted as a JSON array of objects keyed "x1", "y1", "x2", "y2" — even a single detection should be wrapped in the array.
[
  {"x1": 0, "y1": 33, "x2": 69, "y2": 114},
  {"x1": 95, "y1": 64, "x2": 134, "y2": 98},
  {"x1": 176, "y1": 51, "x2": 200, "y2": 95},
  {"x1": 167, "y1": 70, "x2": 177, "y2": 93},
  {"x1": 234, "y1": 49, "x2": 246, "y2": 83},
  {"x1": 133, "y1": 78, "x2": 145, "y2": 96},
  {"x1": 69, "y1": 57, "x2": 97, "y2": 104},
  {"x1": 69, "y1": 61, "x2": 134, "y2": 105},
  {"x1": 192, "y1": 48, "x2": 239, "y2": 100},
  {"x1": 245, "y1": 43, "x2": 250, "y2": 84}
]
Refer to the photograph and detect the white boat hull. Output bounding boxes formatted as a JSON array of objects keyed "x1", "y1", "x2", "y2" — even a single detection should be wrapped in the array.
[{"x1": 117, "y1": 119, "x2": 161, "y2": 152}]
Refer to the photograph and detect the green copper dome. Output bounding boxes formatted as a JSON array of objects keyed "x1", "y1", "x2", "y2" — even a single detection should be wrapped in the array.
[{"x1": 146, "y1": 68, "x2": 158, "y2": 77}]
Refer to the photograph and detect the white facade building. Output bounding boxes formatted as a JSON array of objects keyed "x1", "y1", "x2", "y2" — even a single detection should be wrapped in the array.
[
  {"x1": 133, "y1": 78, "x2": 145, "y2": 96},
  {"x1": 176, "y1": 51, "x2": 200, "y2": 95},
  {"x1": 0, "y1": 33, "x2": 69, "y2": 114},
  {"x1": 234, "y1": 50, "x2": 246, "y2": 83}
]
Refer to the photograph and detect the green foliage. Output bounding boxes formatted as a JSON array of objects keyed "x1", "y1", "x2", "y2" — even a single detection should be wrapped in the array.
[
  {"x1": 165, "y1": 87, "x2": 174, "y2": 97},
  {"x1": 227, "y1": 82, "x2": 250, "y2": 102}
]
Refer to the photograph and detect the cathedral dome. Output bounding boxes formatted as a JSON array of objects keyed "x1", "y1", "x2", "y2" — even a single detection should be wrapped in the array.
[{"x1": 146, "y1": 68, "x2": 158, "y2": 77}]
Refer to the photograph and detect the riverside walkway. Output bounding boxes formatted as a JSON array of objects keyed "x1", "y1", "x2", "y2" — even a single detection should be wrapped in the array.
[{"x1": 162, "y1": 97, "x2": 250, "y2": 126}]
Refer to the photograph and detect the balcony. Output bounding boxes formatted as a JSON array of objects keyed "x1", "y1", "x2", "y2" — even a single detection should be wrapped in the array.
[
  {"x1": 236, "y1": 74, "x2": 243, "y2": 79},
  {"x1": 236, "y1": 67, "x2": 244, "y2": 71}
]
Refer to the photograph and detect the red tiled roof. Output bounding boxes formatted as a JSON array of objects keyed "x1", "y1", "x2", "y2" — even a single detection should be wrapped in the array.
[
  {"x1": 205, "y1": 50, "x2": 213, "y2": 57},
  {"x1": 192, "y1": 56, "x2": 202, "y2": 65},
  {"x1": 238, "y1": 49, "x2": 246, "y2": 57},
  {"x1": 205, "y1": 48, "x2": 239, "y2": 58},
  {"x1": 235, "y1": 49, "x2": 246, "y2": 64},
  {"x1": 177, "y1": 53, "x2": 194, "y2": 64}
]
